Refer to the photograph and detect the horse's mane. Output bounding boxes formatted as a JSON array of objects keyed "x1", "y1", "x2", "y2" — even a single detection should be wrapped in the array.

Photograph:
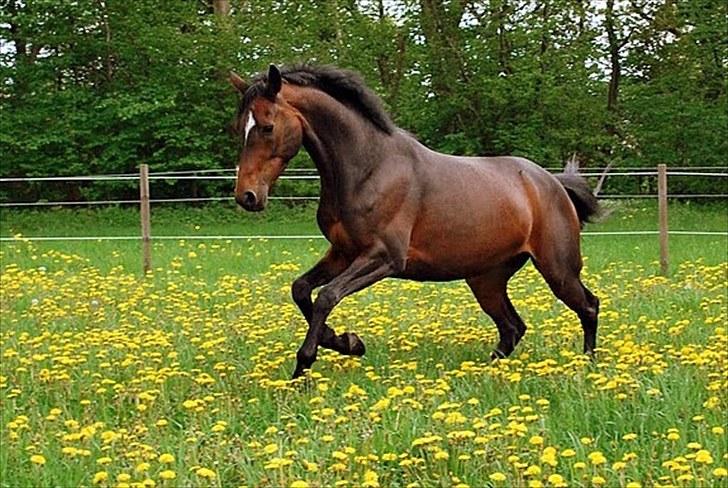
[{"x1": 242, "y1": 64, "x2": 395, "y2": 135}]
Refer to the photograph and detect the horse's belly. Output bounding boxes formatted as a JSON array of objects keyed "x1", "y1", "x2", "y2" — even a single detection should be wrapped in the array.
[
  {"x1": 402, "y1": 197, "x2": 533, "y2": 281},
  {"x1": 399, "y1": 239, "x2": 527, "y2": 281},
  {"x1": 395, "y1": 258, "x2": 466, "y2": 281}
]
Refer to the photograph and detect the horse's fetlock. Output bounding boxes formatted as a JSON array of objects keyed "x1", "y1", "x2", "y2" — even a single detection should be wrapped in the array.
[
  {"x1": 581, "y1": 305, "x2": 598, "y2": 323},
  {"x1": 296, "y1": 348, "x2": 316, "y2": 366}
]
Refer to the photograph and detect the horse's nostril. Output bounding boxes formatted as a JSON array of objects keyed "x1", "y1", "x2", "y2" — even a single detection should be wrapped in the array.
[{"x1": 236, "y1": 191, "x2": 257, "y2": 209}]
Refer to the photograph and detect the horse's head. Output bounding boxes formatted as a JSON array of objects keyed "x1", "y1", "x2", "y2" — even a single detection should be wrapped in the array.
[{"x1": 229, "y1": 65, "x2": 304, "y2": 211}]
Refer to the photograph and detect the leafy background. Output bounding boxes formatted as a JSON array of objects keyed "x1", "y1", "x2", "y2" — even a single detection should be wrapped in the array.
[{"x1": 1, "y1": 0, "x2": 725, "y2": 201}]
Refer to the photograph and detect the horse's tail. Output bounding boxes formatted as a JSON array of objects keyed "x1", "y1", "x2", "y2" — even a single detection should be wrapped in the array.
[{"x1": 554, "y1": 162, "x2": 602, "y2": 227}]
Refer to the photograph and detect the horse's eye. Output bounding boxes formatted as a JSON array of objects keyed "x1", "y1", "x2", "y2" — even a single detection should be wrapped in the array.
[{"x1": 261, "y1": 125, "x2": 274, "y2": 134}]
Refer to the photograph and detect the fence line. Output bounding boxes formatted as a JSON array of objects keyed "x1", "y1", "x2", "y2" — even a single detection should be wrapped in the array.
[
  {"x1": 2, "y1": 165, "x2": 726, "y2": 275},
  {"x1": 2, "y1": 230, "x2": 727, "y2": 242},
  {"x1": 147, "y1": 165, "x2": 728, "y2": 176},
  {"x1": 2, "y1": 170, "x2": 727, "y2": 183},
  {"x1": 2, "y1": 193, "x2": 728, "y2": 208}
]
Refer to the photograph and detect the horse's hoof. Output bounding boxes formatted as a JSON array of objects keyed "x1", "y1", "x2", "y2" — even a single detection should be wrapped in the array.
[
  {"x1": 291, "y1": 363, "x2": 309, "y2": 380},
  {"x1": 490, "y1": 348, "x2": 507, "y2": 361},
  {"x1": 345, "y1": 332, "x2": 366, "y2": 356}
]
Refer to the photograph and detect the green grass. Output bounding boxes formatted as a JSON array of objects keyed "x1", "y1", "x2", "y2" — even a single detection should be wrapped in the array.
[{"x1": 0, "y1": 201, "x2": 726, "y2": 487}]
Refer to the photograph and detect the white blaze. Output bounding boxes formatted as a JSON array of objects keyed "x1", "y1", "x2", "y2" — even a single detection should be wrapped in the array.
[{"x1": 244, "y1": 112, "x2": 256, "y2": 140}]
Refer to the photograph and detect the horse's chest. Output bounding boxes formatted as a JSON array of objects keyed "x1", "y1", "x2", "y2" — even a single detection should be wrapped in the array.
[{"x1": 318, "y1": 212, "x2": 360, "y2": 256}]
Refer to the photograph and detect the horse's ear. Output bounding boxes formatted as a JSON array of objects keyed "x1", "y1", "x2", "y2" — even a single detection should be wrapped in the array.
[
  {"x1": 266, "y1": 64, "x2": 282, "y2": 98},
  {"x1": 229, "y1": 71, "x2": 249, "y2": 94}
]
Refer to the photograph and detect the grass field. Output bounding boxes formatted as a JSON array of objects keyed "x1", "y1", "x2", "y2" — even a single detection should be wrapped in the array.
[{"x1": 1, "y1": 201, "x2": 726, "y2": 487}]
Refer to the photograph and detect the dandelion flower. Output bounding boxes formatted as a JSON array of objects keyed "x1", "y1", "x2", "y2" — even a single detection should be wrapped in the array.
[
  {"x1": 489, "y1": 472, "x2": 506, "y2": 482},
  {"x1": 529, "y1": 435, "x2": 544, "y2": 446},
  {"x1": 159, "y1": 470, "x2": 176, "y2": 480},
  {"x1": 158, "y1": 453, "x2": 174, "y2": 464},
  {"x1": 93, "y1": 471, "x2": 108, "y2": 484},
  {"x1": 30, "y1": 454, "x2": 46, "y2": 466},
  {"x1": 196, "y1": 467, "x2": 216, "y2": 479}
]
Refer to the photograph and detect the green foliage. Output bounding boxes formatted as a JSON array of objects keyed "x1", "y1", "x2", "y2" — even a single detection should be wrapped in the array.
[{"x1": 1, "y1": 0, "x2": 725, "y2": 201}]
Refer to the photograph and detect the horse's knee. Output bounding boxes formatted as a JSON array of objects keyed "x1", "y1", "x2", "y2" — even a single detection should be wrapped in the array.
[{"x1": 291, "y1": 278, "x2": 310, "y2": 306}]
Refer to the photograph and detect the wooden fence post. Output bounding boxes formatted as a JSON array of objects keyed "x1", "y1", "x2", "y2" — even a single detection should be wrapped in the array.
[
  {"x1": 140, "y1": 164, "x2": 152, "y2": 274},
  {"x1": 657, "y1": 164, "x2": 669, "y2": 275}
]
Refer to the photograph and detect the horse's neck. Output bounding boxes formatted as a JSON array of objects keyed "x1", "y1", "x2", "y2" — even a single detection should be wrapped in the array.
[{"x1": 294, "y1": 93, "x2": 387, "y2": 202}]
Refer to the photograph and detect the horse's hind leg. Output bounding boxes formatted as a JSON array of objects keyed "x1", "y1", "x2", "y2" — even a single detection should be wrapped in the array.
[
  {"x1": 531, "y1": 245, "x2": 600, "y2": 354},
  {"x1": 466, "y1": 254, "x2": 529, "y2": 359}
]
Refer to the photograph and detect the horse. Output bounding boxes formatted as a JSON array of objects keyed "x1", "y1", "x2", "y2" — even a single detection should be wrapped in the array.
[{"x1": 228, "y1": 64, "x2": 601, "y2": 379}]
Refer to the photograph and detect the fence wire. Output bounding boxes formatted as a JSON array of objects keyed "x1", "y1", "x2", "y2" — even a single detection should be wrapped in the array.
[
  {"x1": 2, "y1": 230, "x2": 726, "y2": 243},
  {"x1": 2, "y1": 169, "x2": 727, "y2": 183}
]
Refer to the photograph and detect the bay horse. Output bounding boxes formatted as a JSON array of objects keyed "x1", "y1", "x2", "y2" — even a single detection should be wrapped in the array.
[{"x1": 229, "y1": 64, "x2": 601, "y2": 379}]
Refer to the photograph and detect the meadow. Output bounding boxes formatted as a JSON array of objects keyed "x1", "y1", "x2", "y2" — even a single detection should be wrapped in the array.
[{"x1": 1, "y1": 201, "x2": 726, "y2": 487}]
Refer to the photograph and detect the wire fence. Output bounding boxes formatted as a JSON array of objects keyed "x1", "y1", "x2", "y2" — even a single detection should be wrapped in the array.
[
  {"x1": 2, "y1": 230, "x2": 726, "y2": 243},
  {"x1": 1, "y1": 167, "x2": 726, "y2": 208},
  {"x1": 2, "y1": 171, "x2": 727, "y2": 182},
  {"x1": 1, "y1": 166, "x2": 726, "y2": 252}
]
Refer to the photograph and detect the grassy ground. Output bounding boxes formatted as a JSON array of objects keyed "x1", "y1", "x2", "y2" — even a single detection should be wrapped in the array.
[{"x1": 0, "y1": 201, "x2": 726, "y2": 487}]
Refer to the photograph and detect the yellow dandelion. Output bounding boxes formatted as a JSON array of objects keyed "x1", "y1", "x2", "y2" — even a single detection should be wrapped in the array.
[
  {"x1": 434, "y1": 451, "x2": 449, "y2": 461},
  {"x1": 529, "y1": 435, "x2": 544, "y2": 446},
  {"x1": 489, "y1": 472, "x2": 506, "y2": 482},
  {"x1": 159, "y1": 470, "x2": 176, "y2": 480},
  {"x1": 158, "y1": 453, "x2": 174, "y2": 464},
  {"x1": 695, "y1": 450, "x2": 714, "y2": 464},
  {"x1": 30, "y1": 454, "x2": 46, "y2": 466},
  {"x1": 588, "y1": 451, "x2": 607, "y2": 465},
  {"x1": 362, "y1": 470, "x2": 380, "y2": 488},
  {"x1": 196, "y1": 467, "x2": 216, "y2": 479},
  {"x1": 591, "y1": 476, "x2": 606, "y2": 486},
  {"x1": 93, "y1": 471, "x2": 108, "y2": 485},
  {"x1": 547, "y1": 474, "x2": 566, "y2": 487}
]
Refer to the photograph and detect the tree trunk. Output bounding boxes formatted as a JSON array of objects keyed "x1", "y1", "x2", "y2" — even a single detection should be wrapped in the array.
[
  {"x1": 496, "y1": 0, "x2": 512, "y2": 75},
  {"x1": 375, "y1": 2, "x2": 406, "y2": 107},
  {"x1": 96, "y1": 0, "x2": 114, "y2": 83},
  {"x1": 605, "y1": 0, "x2": 620, "y2": 120},
  {"x1": 212, "y1": 0, "x2": 230, "y2": 16},
  {"x1": 419, "y1": 0, "x2": 468, "y2": 96}
]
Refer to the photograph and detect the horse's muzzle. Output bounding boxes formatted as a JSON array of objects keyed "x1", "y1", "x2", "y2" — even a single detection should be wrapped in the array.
[{"x1": 236, "y1": 190, "x2": 264, "y2": 212}]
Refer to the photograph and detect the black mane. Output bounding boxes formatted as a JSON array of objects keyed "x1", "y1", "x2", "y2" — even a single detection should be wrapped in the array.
[{"x1": 240, "y1": 64, "x2": 395, "y2": 135}]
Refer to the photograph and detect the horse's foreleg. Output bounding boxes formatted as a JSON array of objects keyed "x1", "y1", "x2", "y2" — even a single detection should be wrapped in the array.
[
  {"x1": 292, "y1": 248, "x2": 398, "y2": 379},
  {"x1": 291, "y1": 249, "x2": 364, "y2": 357}
]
